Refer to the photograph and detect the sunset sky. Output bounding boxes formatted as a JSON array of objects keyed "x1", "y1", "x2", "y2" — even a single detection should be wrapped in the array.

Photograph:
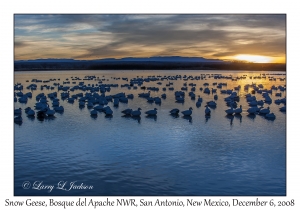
[{"x1": 14, "y1": 14, "x2": 286, "y2": 63}]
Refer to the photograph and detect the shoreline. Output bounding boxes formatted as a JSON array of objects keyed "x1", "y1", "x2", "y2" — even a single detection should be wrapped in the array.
[
  {"x1": 14, "y1": 62, "x2": 286, "y2": 72},
  {"x1": 14, "y1": 68, "x2": 286, "y2": 72}
]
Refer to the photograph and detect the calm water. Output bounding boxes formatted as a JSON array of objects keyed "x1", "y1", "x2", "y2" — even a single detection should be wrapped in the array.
[{"x1": 14, "y1": 70, "x2": 286, "y2": 196}]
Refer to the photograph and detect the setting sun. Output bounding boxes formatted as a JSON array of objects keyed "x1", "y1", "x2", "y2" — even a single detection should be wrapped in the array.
[{"x1": 234, "y1": 54, "x2": 274, "y2": 63}]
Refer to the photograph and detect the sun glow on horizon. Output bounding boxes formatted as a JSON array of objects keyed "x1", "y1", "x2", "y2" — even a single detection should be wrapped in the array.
[{"x1": 233, "y1": 54, "x2": 274, "y2": 63}]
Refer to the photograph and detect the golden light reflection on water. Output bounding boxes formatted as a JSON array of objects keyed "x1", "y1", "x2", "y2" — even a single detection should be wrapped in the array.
[{"x1": 225, "y1": 72, "x2": 286, "y2": 92}]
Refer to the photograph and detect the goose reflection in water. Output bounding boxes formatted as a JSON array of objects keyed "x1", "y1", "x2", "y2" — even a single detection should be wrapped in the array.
[
  {"x1": 121, "y1": 114, "x2": 131, "y2": 119},
  {"x1": 205, "y1": 115, "x2": 210, "y2": 123},
  {"x1": 46, "y1": 116, "x2": 56, "y2": 121},
  {"x1": 247, "y1": 113, "x2": 256, "y2": 120},
  {"x1": 132, "y1": 116, "x2": 141, "y2": 123},
  {"x1": 37, "y1": 115, "x2": 56, "y2": 122},
  {"x1": 234, "y1": 113, "x2": 242, "y2": 123},
  {"x1": 170, "y1": 113, "x2": 179, "y2": 118},
  {"x1": 27, "y1": 115, "x2": 35, "y2": 121},
  {"x1": 90, "y1": 114, "x2": 98, "y2": 119},
  {"x1": 225, "y1": 115, "x2": 234, "y2": 125},
  {"x1": 55, "y1": 110, "x2": 64, "y2": 115},
  {"x1": 122, "y1": 115, "x2": 141, "y2": 123},
  {"x1": 182, "y1": 115, "x2": 192, "y2": 123},
  {"x1": 146, "y1": 115, "x2": 157, "y2": 121},
  {"x1": 14, "y1": 120, "x2": 22, "y2": 125},
  {"x1": 105, "y1": 115, "x2": 113, "y2": 119}
]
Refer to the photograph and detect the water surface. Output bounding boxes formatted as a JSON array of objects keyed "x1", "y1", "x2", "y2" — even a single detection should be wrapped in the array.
[{"x1": 14, "y1": 70, "x2": 286, "y2": 195}]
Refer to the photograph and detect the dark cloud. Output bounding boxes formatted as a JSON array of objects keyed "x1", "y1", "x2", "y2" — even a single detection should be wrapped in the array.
[
  {"x1": 14, "y1": 41, "x2": 28, "y2": 48},
  {"x1": 212, "y1": 51, "x2": 236, "y2": 57}
]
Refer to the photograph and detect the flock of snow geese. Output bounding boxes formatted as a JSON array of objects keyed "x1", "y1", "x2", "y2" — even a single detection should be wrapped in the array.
[{"x1": 14, "y1": 73, "x2": 286, "y2": 124}]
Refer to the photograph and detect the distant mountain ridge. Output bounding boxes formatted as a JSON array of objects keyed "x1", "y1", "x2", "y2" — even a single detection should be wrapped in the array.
[
  {"x1": 15, "y1": 56, "x2": 225, "y2": 63},
  {"x1": 14, "y1": 56, "x2": 286, "y2": 71}
]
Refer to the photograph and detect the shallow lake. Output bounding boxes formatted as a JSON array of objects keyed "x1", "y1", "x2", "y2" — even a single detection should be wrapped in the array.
[{"x1": 14, "y1": 70, "x2": 286, "y2": 195}]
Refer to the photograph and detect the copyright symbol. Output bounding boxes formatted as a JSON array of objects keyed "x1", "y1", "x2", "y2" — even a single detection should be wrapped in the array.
[{"x1": 22, "y1": 181, "x2": 31, "y2": 189}]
